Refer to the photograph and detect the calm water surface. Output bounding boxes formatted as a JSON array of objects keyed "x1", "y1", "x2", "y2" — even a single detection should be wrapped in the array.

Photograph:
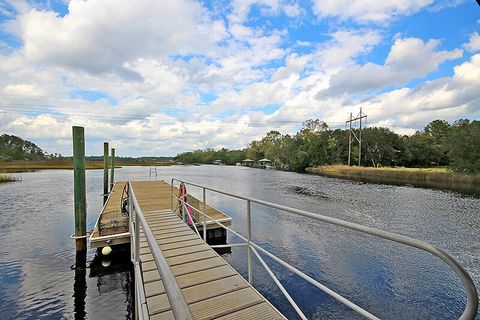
[{"x1": 0, "y1": 165, "x2": 478, "y2": 319}]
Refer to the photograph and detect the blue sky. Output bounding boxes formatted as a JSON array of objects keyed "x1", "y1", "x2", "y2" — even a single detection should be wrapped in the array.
[{"x1": 0, "y1": 0, "x2": 479, "y2": 156}]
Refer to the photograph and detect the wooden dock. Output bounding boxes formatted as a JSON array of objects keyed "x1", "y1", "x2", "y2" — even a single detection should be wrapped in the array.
[
  {"x1": 90, "y1": 181, "x2": 231, "y2": 248},
  {"x1": 92, "y1": 180, "x2": 285, "y2": 319},
  {"x1": 90, "y1": 181, "x2": 130, "y2": 248}
]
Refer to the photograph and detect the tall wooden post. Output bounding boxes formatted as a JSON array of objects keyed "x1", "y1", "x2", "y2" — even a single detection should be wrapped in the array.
[
  {"x1": 103, "y1": 142, "x2": 109, "y2": 204},
  {"x1": 110, "y1": 148, "x2": 115, "y2": 190},
  {"x1": 72, "y1": 126, "x2": 87, "y2": 252}
]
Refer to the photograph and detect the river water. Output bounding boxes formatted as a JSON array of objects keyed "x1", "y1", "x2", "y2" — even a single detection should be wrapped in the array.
[{"x1": 0, "y1": 165, "x2": 478, "y2": 319}]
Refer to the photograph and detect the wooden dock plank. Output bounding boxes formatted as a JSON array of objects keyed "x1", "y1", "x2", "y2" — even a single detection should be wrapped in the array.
[
  {"x1": 140, "y1": 243, "x2": 212, "y2": 262},
  {"x1": 140, "y1": 234, "x2": 199, "y2": 249},
  {"x1": 145, "y1": 229, "x2": 194, "y2": 240},
  {"x1": 150, "y1": 287, "x2": 266, "y2": 320},
  {"x1": 216, "y1": 302, "x2": 286, "y2": 320},
  {"x1": 147, "y1": 275, "x2": 250, "y2": 315},
  {"x1": 141, "y1": 250, "x2": 216, "y2": 272}
]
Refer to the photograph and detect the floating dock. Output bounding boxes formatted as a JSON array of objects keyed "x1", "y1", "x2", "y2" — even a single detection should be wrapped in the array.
[
  {"x1": 90, "y1": 181, "x2": 231, "y2": 248},
  {"x1": 91, "y1": 180, "x2": 284, "y2": 319}
]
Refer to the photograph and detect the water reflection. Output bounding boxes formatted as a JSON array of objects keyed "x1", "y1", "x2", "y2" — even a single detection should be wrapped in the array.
[
  {"x1": 0, "y1": 166, "x2": 478, "y2": 319},
  {"x1": 73, "y1": 251, "x2": 87, "y2": 320}
]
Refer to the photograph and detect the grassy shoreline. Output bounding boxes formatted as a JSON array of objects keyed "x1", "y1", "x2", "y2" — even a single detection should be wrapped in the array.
[
  {"x1": 0, "y1": 171, "x2": 21, "y2": 183},
  {"x1": 0, "y1": 160, "x2": 174, "y2": 172},
  {"x1": 306, "y1": 165, "x2": 480, "y2": 194}
]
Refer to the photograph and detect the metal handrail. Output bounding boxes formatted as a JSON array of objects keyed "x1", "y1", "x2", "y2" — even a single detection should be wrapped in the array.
[
  {"x1": 170, "y1": 190, "x2": 379, "y2": 319},
  {"x1": 171, "y1": 178, "x2": 478, "y2": 320},
  {"x1": 128, "y1": 182, "x2": 194, "y2": 320}
]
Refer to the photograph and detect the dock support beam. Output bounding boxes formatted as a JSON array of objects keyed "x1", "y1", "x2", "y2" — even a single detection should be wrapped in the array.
[
  {"x1": 72, "y1": 126, "x2": 87, "y2": 252},
  {"x1": 110, "y1": 148, "x2": 115, "y2": 190},
  {"x1": 103, "y1": 142, "x2": 109, "y2": 204}
]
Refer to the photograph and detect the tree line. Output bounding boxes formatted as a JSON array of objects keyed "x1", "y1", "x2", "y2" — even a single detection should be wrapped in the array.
[
  {"x1": 0, "y1": 134, "x2": 46, "y2": 161},
  {"x1": 174, "y1": 119, "x2": 480, "y2": 173}
]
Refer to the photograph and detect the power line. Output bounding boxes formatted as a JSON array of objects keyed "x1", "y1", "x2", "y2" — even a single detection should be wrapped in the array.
[{"x1": 0, "y1": 103, "x2": 349, "y2": 127}]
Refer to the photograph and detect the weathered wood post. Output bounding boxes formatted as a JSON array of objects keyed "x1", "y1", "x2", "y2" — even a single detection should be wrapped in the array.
[
  {"x1": 72, "y1": 126, "x2": 87, "y2": 251},
  {"x1": 103, "y1": 142, "x2": 109, "y2": 204},
  {"x1": 110, "y1": 148, "x2": 115, "y2": 190}
]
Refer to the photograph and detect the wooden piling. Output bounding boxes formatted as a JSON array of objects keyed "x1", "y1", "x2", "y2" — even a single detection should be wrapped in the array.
[
  {"x1": 110, "y1": 148, "x2": 115, "y2": 190},
  {"x1": 72, "y1": 126, "x2": 87, "y2": 251},
  {"x1": 103, "y1": 142, "x2": 109, "y2": 204}
]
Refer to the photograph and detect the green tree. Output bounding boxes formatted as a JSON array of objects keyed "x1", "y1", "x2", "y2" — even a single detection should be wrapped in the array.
[
  {"x1": 0, "y1": 134, "x2": 46, "y2": 161},
  {"x1": 362, "y1": 127, "x2": 405, "y2": 167},
  {"x1": 424, "y1": 120, "x2": 451, "y2": 165},
  {"x1": 448, "y1": 120, "x2": 480, "y2": 172}
]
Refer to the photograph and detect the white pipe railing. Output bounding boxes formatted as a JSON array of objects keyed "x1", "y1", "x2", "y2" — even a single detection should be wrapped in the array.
[{"x1": 170, "y1": 178, "x2": 478, "y2": 320}]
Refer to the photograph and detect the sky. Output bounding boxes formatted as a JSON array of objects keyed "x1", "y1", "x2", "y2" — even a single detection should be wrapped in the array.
[{"x1": 0, "y1": 0, "x2": 479, "y2": 157}]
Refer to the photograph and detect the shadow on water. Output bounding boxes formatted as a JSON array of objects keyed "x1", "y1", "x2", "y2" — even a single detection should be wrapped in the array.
[
  {"x1": 73, "y1": 251, "x2": 87, "y2": 320},
  {"x1": 72, "y1": 245, "x2": 133, "y2": 320},
  {"x1": 89, "y1": 245, "x2": 131, "y2": 278}
]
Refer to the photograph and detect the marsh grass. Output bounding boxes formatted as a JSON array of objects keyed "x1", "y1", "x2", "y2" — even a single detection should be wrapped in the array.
[
  {"x1": 0, "y1": 160, "x2": 174, "y2": 171},
  {"x1": 0, "y1": 171, "x2": 21, "y2": 183},
  {"x1": 307, "y1": 165, "x2": 480, "y2": 194}
]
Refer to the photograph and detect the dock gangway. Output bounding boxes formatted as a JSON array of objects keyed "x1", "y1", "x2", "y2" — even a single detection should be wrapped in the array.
[{"x1": 126, "y1": 179, "x2": 478, "y2": 319}]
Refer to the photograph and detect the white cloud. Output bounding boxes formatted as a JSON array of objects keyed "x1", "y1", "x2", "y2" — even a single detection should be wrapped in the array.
[
  {"x1": 311, "y1": 0, "x2": 434, "y2": 23},
  {"x1": 312, "y1": 29, "x2": 381, "y2": 71},
  {"x1": 464, "y1": 32, "x2": 480, "y2": 52},
  {"x1": 16, "y1": 0, "x2": 224, "y2": 74},
  {"x1": 268, "y1": 53, "x2": 479, "y2": 137},
  {"x1": 344, "y1": 54, "x2": 480, "y2": 126},
  {"x1": 212, "y1": 74, "x2": 298, "y2": 110},
  {"x1": 228, "y1": 0, "x2": 280, "y2": 24},
  {"x1": 0, "y1": 1, "x2": 478, "y2": 157},
  {"x1": 271, "y1": 53, "x2": 310, "y2": 81},
  {"x1": 320, "y1": 38, "x2": 462, "y2": 96},
  {"x1": 283, "y1": 3, "x2": 304, "y2": 17}
]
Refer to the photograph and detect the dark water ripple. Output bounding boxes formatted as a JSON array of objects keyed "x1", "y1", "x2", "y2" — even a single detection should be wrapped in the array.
[{"x1": 0, "y1": 165, "x2": 479, "y2": 319}]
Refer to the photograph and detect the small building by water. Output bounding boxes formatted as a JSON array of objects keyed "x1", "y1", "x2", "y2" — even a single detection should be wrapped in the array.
[
  {"x1": 213, "y1": 159, "x2": 223, "y2": 165},
  {"x1": 258, "y1": 158, "x2": 271, "y2": 168},
  {"x1": 242, "y1": 159, "x2": 255, "y2": 166}
]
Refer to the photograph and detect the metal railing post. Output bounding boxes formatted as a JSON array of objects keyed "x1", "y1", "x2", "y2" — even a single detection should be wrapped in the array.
[
  {"x1": 128, "y1": 185, "x2": 134, "y2": 263},
  {"x1": 134, "y1": 203, "x2": 140, "y2": 264},
  {"x1": 170, "y1": 180, "x2": 174, "y2": 212},
  {"x1": 247, "y1": 200, "x2": 252, "y2": 284},
  {"x1": 203, "y1": 188, "x2": 207, "y2": 241}
]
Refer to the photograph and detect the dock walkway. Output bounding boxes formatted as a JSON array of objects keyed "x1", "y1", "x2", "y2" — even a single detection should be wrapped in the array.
[{"x1": 132, "y1": 181, "x2": 285, "y2": 319}]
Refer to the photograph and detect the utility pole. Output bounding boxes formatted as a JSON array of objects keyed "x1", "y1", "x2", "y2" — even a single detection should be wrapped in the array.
[{"x1": 346, "y1": 107, "x2": 367, "y2": 166}]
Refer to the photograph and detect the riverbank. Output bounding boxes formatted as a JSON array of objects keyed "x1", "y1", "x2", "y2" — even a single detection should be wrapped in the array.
[
  {"x1": 0, "y1": 160, "x2": 174, "y2": 172},
  {"x1": 306, "y1": 165, "x2": 480, "y2": 194}
]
